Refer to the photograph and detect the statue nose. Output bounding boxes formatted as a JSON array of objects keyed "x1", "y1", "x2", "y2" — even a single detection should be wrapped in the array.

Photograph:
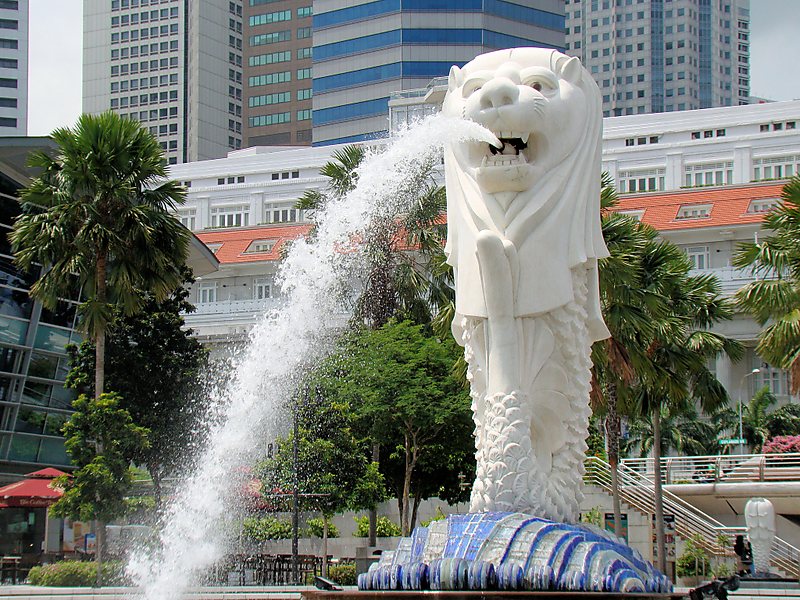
[{"x1": 480, "y1": 78, "x2": 519, "y2": 109}]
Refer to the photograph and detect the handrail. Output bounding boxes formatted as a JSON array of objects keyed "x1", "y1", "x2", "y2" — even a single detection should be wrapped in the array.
[
  {"x1": 584, "y1": 456, "x2": 800, "y2": 578},
  {"x1": 620, "y1": 453, "x2": 800, "y2": 485}
]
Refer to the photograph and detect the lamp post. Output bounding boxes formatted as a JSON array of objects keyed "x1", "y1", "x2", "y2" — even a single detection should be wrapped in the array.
[{"x1": 739, "y1": 368, "x2": 761, "y2": 455}]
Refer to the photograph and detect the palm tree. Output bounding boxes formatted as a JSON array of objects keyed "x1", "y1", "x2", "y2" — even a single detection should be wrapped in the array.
[
  {"x1": 623, "y1": 406, "x2": 718, "y2": 458},
  {"x1": 12, "y1": 112, "x2": 189, "y2": 396},
  {"x1": 10, "y1": 112, "x2": 189, "y2": 580},
  {"x1": 592, "y1": 174, "x2": 663, "y2": 537},
  {"x1": 634, "y1": 256, "x2": 742, "y2": 573},
  {"x1": 735, "y1": 175, "x2": 800, "y2": 391}
]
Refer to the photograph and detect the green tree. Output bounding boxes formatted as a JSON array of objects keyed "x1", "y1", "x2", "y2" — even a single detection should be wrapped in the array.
[
  {"x1": 322, "y1": 320, "x2": 471, "y2": 536},
  {"x1": 64, "y1": 272, "x2": 208, "y2": 510},
  {"x1": 11, "y1": 111, "x2": 189, "y2": 399},
  {"x1": 260, "y1": 386, "x2": 383, "y2": 575},
  {"x1": 50, "y1": 392, "x2": 148, "y2": 584},
  {"x1": 633, "y1": 253, "x2": 741, "y2": 573},
  {"x1": 735, "y1": 175, "x2": 800, "y2": 390},
  {"x1": 592, "y1": 173, "x2": 667, "y2": 537},
  {"x1": 623, "y1": 406, "x2": 718, "y2": 458},
  {"x1": 766, "y1": 403, "x2": 800, "y2": 438},
  {"x1": 297, "y1": 145, "x2": 455, "y2": 542}
]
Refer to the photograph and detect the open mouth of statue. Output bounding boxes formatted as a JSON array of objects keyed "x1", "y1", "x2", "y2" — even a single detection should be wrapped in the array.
[{"x1": 482, "y1": 132, "x2": 530, "y2": 167}]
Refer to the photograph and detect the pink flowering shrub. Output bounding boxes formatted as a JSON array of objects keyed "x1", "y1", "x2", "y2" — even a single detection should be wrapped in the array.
[{"x1": 763, "y1": 435, "x2": 800, "y2": 454}]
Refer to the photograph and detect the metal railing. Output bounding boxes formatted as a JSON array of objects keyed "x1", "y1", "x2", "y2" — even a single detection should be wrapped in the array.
[
  {"x1": 584, "y1": 456, "x2": 800, "y2": 578},
  {"x1": 191, "y1": 298, "x2": 280, "y2": 315},
  {"x1": 620, "y1": 453, "x2": 800, "y2": 485}
]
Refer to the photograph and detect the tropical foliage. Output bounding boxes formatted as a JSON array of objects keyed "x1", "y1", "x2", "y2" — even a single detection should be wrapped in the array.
[
  {"x1": 735, "y1": 175, "x2": 800, "y2": 390},
  {"x1": 11, "y1": 111, "x2": 189, "y2": 397}
]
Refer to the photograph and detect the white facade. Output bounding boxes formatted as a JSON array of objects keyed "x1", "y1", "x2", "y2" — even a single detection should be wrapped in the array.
[
  {"x1": 83, "y1": 0, "x2": 243, "y2": 164},
  {"x1": 170, "y1": 101, "x2": 800, "y2": 405},
  {"x1": 0, "y1": 0, "x2": 27, "y2": 135}
]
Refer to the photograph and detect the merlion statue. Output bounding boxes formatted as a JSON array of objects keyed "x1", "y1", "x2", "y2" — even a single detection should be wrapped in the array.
[
  {"x1": 442, "y1": 47, "x2": 609, "y2": 522},
  {"x1": 745, "y1": 497, "x2": 776, "y2": 576}
]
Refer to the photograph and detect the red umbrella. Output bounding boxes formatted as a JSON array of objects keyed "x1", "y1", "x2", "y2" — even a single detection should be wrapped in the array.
[{"x1": 0, "y1": 468, "x2": 67, "y2": 508}]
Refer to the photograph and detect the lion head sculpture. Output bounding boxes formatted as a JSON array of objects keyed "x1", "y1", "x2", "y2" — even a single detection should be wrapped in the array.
[{"x1": 442, "y1": 48, "x2": 608, "y2": 342}]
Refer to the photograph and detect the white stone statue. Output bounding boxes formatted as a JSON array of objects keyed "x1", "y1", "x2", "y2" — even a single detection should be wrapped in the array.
[
  {"x1": 442, "y1": 48, "x2": 609, "y2": 522},
  {"x1": 745, "y1": 497, "x2": 776, "y2": 575}
]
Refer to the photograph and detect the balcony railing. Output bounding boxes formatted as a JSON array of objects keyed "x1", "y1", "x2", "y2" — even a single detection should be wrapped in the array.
[
  {"x1": 689, "y1": 266, "x2": 775, "y2": 295},
  {"x1": 190, "y1": 298, "x2": 280, "y2": 316}
]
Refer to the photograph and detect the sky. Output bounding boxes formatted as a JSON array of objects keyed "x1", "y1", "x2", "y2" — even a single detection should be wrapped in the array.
[{"x1": 26, "y1": 0, "x2": 800, "y2": 136}]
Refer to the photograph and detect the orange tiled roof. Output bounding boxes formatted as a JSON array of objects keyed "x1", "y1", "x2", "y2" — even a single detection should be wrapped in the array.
[
  {"x1": 612, "y1": 182, "x2": 785, "y2": 231},
  {"x1": 195, "y1": 223, "x2": 310, "y2": 264}
]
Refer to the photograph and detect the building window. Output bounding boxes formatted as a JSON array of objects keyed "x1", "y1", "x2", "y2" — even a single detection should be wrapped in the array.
[
  {"x1": 253, "y1": 277, "x2": 273, "y2": 300},
  {"x1": 684, "y1": 162, "x2": 733, "y2": 187},
  {"x1": 296, "y1": 109, "x2": 311, "y2": 121},
  {"x1": 264, "y1": 201, "x2": 300, "y2": 223},
  {"x1": 247, "y1": 239, "x2": 276, "y2": 254},
  {"x1": 686, "y1": 246, "x2": 710, "y2": 270},
  {"x1": 177, "y1": 209, "x2": 196, "y2": 230},
  {"x1": 748, "y1": 198, "x2": 780, "y2": 214},
  {"x1": 249, "y1": 10, "x2": 292, "y2": 27},
  {"x1": 297, "y1": 6, "x2": 312, "y2": 18},
  {"x1": 297, "y1": 68, "x2": 312, "y2": 80},
  {"x1": 249, "y1": 112, "x2": 291, "y2": 127},
  {"x1": 753, "y1": 155, "x2": 799, "y2": 181},
  {"x1": 618, "y1": 169, "x2": 665, "y2": 194},
  {"x1": 676, "y1": 204, "x2": 712, "y2": 220},
  {"x1": 210, "y1": 205, "x2": 250, "y2": 228},
  {"x1": 198, "y1": 282, "x2": 217, "y2": 304}
]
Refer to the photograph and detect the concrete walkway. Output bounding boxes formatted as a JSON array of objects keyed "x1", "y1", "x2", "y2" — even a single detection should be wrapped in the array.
[{"x1": 0, "y1": 585, "x2": 315, "y2": 600}]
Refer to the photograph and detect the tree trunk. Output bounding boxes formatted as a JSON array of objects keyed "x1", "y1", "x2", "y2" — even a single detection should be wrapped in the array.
[
  {"x1": 653, "y1": 410, "x2": 667, "y2": 575},
  {"x1": 401, "y1": 433, "x2": 417, "y2": 536},
  {"x1": 604, "y1": 383, "x2": 623, "y2": 537},
  {"x1": 410, "y1": 494, "x2": 422, "y2": 532},
  {"x1": 95, "y1": 520, "x2": 105, "y2": 587},
  {"x1": 322, "y1": 514, "x2": 329, "y2": 578},
  {"x1": 94, "y1": 252, "x2": 107, "y2": 398},
  {"x1": 368, "y1": 442, "x2": 379, "y2": 547}
]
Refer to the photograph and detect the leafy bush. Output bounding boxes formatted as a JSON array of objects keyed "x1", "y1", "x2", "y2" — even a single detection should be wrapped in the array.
[
  {"x1": 327, "y1": 563, "x2": 357, "y2": 585},
  {"x1": 580, "y1": 506, "x2": 602, "y2": 527},
  {"x1": 28, "y1": 560, "x2": 128, "y2": 586},
  {"x1": 305, "y1": 517, "x2": 340, "y2": 538},
  {"x1": 676, "y1": 536, "x2": 711, "y2": 577},
  {"x1": 353, "y1": 515, "x2": 401, "y2": 538},
  {"x1": 241, "y1": 516, "x2": 293, "y2": 541},
  {"x1": 763, "y1": 435, "x2": 800, "y2": 454}
]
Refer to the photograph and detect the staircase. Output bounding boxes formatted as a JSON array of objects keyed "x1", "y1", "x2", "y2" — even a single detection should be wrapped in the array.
[{"x1": 584, "y1": 456, "x2": 800, "y2": 578}]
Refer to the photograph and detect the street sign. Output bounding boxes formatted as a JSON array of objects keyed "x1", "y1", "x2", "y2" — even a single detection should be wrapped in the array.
[{"x1": 719, "y1": 438, "x2": 745, "y2": 445}]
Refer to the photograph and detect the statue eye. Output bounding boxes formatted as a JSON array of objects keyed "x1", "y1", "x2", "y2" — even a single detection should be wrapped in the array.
[{"x1": 532, "y1": 82, "x2": 542, "y2": 91}]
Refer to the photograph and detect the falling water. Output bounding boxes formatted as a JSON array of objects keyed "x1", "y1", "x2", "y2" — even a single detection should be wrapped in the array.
[{"x1": 127, "y1": 115, "x2": 499, "y2": 600}]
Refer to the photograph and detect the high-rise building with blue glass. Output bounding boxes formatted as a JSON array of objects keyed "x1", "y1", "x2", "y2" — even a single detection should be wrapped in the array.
[
  {"x1": 311, "y1": 0, "x2": 565, "y2": 146},
  {"x1": 565, "y1": 0, "x2": 750, "y2": 118}
]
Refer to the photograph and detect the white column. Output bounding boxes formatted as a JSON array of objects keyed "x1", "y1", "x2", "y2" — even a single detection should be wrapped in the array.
[
  {"x1": 665, "y1": 152, "x2": 683, "y2": 191},
  {"x1": 196, "y1": 195, "x2": 210, "y2": 229},
  {"x1": 733, "y1": 145, "x2": 752, "y2": 184}
]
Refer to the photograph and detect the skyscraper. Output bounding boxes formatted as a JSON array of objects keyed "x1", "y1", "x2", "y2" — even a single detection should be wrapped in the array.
[
  {"x1": 83, "y1": 0, "x2": 244, "y2": 164},
  {"x1": 565, "y1": 0, "x2": 750, "y2": 117},
  {"x1": 243, "y1": 0, "x2": 314, "y2": 146},
  {"x1": 311, "y1": 0, "x2": 566, "y2": 146},
  {"x1": 0, "y1": 0, "x2": 27, "y2": 135}
]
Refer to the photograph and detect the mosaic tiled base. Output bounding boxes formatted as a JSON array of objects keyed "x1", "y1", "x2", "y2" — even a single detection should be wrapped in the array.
[{"x1": 358, "y1": 512, "x2": 672, "y2": 594}]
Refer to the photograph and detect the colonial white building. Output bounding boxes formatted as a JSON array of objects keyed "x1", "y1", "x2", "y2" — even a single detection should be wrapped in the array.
[{"x1": 169, "y1": 100, "x2": 800, "y2": 403}]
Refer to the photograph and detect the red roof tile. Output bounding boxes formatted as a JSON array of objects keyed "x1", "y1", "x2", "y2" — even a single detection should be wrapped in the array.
[
  {"x1": 612, "y1": 182, "x2": 785, "y2": 231},
  {"x1": 195, "y1": 224, "x2": 310, "y2": 265}
]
